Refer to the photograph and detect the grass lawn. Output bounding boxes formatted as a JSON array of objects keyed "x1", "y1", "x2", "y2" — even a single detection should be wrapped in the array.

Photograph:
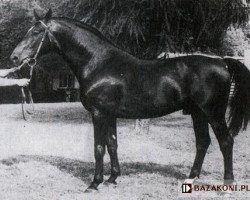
[{"x1": 0, "y1": 102, "x2": 249, "y2": 199}]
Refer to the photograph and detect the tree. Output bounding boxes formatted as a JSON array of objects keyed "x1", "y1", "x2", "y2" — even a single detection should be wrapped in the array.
[
  {"x1": 80, "y1": 0, "x2": 248, "y2": 58},
  {"x1": 0, "y1": 0, "x2": 83, "y2": 68},
  {"x1": 0, "y1": 0, "x2": 248, "y2": 66}
]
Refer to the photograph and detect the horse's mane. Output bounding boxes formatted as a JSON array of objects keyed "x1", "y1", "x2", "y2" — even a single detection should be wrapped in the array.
[
  {"x1": 51, "y1": 17, "x2": 160, "y2": 62},
  {"x1": 52, "y1": 17, "x2": 115, "y2": 46}
]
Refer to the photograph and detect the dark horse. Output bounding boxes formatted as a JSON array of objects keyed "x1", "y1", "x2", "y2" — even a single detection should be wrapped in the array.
[{"x1": 11, "y1": 9, "x2": 250, "y2": 191}]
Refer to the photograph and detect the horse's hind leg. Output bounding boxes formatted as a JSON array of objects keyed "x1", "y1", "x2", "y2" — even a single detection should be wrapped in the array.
[
  {"x1": 210, "y1": 119, "x2": 234, "y2": 183},
  {"x1": 201, "y1": 94, "x2": 234, "y2": 182},
  {"x1": 105, "y1": 116, "x2": 121, "y2": 184},
  {"x1": 189, "y1": 107, "x2": 211, "y2": 179}
]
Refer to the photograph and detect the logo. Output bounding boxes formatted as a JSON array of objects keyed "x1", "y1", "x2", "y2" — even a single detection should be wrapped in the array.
[{"x1": 182, "y1": 183, "x2": 192, "y2": 193}]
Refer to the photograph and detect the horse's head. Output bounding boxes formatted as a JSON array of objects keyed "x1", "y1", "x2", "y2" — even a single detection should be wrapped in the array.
[{"x1": 10, "y1": 9, "x2": 61, "y2": 67}]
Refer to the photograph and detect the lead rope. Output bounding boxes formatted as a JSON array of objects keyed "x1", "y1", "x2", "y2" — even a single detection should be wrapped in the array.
[
  {"x1": 18, "y1": 21, "x2": 57, "y2": 120},
  {"x1": 14, "y1": 59, "x2": 30, "y2": 120},
  {"x1": 21, "y1": 65, "x2": 35, "y2": 120},
  {"x1": 19, "y1": 29, "x2": 48, "y2": 120}
]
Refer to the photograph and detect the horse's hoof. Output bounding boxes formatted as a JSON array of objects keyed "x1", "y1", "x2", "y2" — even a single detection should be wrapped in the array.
[
  {"x1": 224, "y1": 179, "x2": 235, "y2": 185},
  {"x1": 84, "y1": 185, "x2": 98, "y2": 193},
  {"x1": 104, "y1": 180, "x2": 117, "y2": 186},
  {"x1": 184, "y1": 176, "x2": 198, "y2": 184}
]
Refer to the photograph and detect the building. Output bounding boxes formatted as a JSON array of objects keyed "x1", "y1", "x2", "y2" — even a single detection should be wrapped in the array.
[
  {"x1": 31, "y1": 67, "x2": 80, "y2": 103},
  {"x1": 28, "y1": 53, "x2": 80, "y2": 103}
]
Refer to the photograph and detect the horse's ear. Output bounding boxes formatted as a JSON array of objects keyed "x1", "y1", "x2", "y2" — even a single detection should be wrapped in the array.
[
  {"x1": 45, "y1": 8, "x2": 52, "y2": 21},
  {"x1": 34, "y1": 9, "x2": 42, "y2": 21}
]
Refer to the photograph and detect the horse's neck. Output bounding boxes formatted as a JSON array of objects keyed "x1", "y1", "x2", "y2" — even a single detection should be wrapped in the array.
[
  {"x1": 52, "y1": 21, "x2": 117, "y2": 81},
  {"x1": 50, "y1": 20, "x2": 146, "y2": 82}
]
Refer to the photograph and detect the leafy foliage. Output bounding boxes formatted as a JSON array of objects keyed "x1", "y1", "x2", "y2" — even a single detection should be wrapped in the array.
[
  {"x1": 80, "y1": 0, "x2": 248, "y2": 58},
  {"x1": 0, "y1": 0, "x2": 83, "y2": 69},
  {"x1": 222, "y1": 26, "x2": 250, "y2": 56},
  {"x1": 0, "y1": 0, "x2": 248, "y2": 67}
]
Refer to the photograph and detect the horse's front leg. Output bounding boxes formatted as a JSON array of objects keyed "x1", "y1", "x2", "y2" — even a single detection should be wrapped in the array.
[
  {"x1": 86, "y1": 111, "x2": 107, "y2": 191},
  {"x1": 105, "y1": 116, "x2": 120, "y2": 184}
]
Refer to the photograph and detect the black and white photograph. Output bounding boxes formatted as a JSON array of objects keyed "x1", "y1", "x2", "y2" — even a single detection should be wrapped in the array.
[{"x1": 0, "y1": 0, "x2": 250, "y2": 199}]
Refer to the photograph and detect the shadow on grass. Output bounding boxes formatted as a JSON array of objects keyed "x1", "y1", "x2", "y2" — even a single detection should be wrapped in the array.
[
  {"x1": 1, "y1": 155, "x2": 192, "y2": 185},
  {"x1": 13, "y1": 107, "x2": 136, "y2": 127},
  {"x1": 9, "y1": 104, "x2": 190, "y2": 128}
]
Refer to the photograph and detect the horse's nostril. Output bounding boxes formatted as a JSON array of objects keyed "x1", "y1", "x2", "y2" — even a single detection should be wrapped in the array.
[
  {"x1": 13, "y1": 56, "x2": 18, "y2": 61},
  {"x1": 11, "y1": 56, "x2": 19, "y2": 63}
]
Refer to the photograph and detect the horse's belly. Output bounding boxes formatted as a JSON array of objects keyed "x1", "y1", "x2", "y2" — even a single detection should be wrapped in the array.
[
  {"x1": 115, "y1": 104, "x2": 182, "y2": 119},
  {"x1": 84, "y1": 90, "x2": 182, "y2": 118},
  {"x1": 113, "y1": 95, "x2": 183, "y2": 118}
]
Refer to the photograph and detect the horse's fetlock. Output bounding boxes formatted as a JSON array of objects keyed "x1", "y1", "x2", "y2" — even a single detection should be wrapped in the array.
[{"x1": 93, "y1": 177, "x2": 103, "y2": 185}]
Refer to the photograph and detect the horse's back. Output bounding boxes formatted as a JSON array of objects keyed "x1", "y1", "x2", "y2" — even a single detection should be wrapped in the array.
[{"x1": 130, "y1": 55, "x2": 231, "y2": 116}]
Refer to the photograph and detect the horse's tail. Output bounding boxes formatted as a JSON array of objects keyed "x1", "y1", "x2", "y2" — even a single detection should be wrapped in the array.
[{"x1": 223, "y1": 58, "x2": 250, "y2": 136}]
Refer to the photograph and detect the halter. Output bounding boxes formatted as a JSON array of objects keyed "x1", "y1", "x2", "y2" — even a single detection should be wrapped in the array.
[
  {"x1": 17, "y1": 20, "x2": 61, "y2": 70},
  {"x1": 15, "y1": 20, "x2": 61, "y2": 120}
]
